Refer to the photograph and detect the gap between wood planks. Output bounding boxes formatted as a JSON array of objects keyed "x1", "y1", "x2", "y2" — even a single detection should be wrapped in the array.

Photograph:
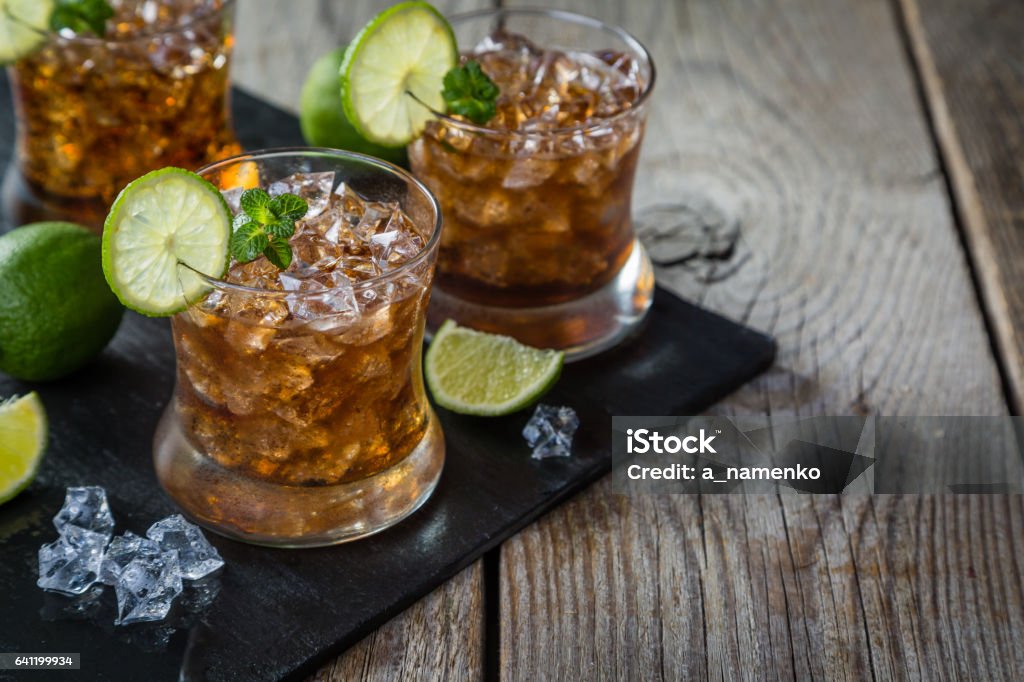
[
  {"x1": 483, "y1": 547, "x2": 501, "y2": 682},
  {"x1": 888, "y1": 0, "x2": 1021, "y2": 416}
]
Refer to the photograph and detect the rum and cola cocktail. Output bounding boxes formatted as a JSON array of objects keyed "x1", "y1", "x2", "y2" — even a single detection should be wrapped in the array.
[
  {"x1": 154, "y1": 150, "x2": 444, "y2": 546},
  {"x1": 4, "y1": 0, "x2": 238, "y2": 229},
  {"x1": 410, "y1": 9, "x2": 655, "y2": 358}
]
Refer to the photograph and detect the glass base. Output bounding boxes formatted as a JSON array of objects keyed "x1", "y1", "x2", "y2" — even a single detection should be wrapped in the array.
[
  {"x1": 153, "y1": 405, "x2": 445, "y2": 547},
  {"x1": 2, "y1": 164, "x2": 107, "y2": 233},
  {"x1": 428, "y1": 239, "x2": 655, "y2": 361}
]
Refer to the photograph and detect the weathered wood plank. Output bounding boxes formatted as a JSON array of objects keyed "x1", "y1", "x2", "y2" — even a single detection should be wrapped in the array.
[
  {"x1": 897, "y1": 0, "x2": 1024, "y2": 413},
  {"x1": 497, "y1": 0, "x2": 1017, "y2": 679},
  {"x1": 231, "y1": 3, "x2": 489, "y2": 680},
  {"x1": 503, "y1": 486, "x2": 1024, "y2": 681},
  {"x1": 309, "y1": 561, "x2": 485, "y2": 682}
]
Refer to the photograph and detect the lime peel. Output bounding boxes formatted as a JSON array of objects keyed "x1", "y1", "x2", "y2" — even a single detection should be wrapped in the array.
[
  {"x1": 0, "y1": 392, "x2": 47, "y2": 504},
  {"x1": 425, "y1": 320, "x2": 564, "y2": 416}
]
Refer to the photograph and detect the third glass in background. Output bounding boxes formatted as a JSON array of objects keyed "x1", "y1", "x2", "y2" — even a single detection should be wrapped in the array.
[
  {"x1": 3, "y1": 0, "x2": 239, "y2": 231},
  {"x1": 409, "y1": 8, "x2": 656, "y2": 360}
]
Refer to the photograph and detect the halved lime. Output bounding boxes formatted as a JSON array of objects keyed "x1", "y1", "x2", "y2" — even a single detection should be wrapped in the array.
[
  {"x1": 340, "y1": 1, "x2": 457, "y2": 147},
  {"x1": 0, "y1": 0, "x2": 54, "y2": 64},
  {"x1": 102, "y1": 167, "x2": 231, "y2": 317},
  {"x1": 0, "y1": 392, "x2": 47, "y2": 504},
  {"x1": 0, "y1": 222, "x2": 123, "y2": 381},
  {"x1": 425, "y1": 320, "x2": 564, "y2": 416}
]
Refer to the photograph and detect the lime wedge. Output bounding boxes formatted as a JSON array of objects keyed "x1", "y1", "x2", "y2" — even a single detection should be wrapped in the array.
[
  {"x1": 0, "y1": 0, "x2": 53, "y2": 64},
  {"x1": 425, "y1": 320, "x2": 564, "y2": 416},
  {"x1": 340, "y1": 1, "x2": 457, "y2": 147},
  {"x1": 0, "y1": 392, "x2": 47, "y2": 504},
  {"x1": 102, "y1": 167, "x2": 231, "y2": 317}
]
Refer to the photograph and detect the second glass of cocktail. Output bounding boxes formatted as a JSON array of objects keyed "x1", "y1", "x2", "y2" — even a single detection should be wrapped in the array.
[
  {"x1": 152, "y1": 149, "x2": 444, "y2": 546},
  {"x1": 409, "y1": 8, "x2": 656, "y2": 359}
]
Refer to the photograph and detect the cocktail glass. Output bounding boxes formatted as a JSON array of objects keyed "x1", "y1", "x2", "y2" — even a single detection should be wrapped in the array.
[
  {"x1": 409, "y1": 8, "x2": 656, "y2": 359},
  {"x1": 153, "y1": 148, "x2": 445, "y2": 547},
  {"x1": 2, "y1": 0, "x2": 239, "y2": 231}
]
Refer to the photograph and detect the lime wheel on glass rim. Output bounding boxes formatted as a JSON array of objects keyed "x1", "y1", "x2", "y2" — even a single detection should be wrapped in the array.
[
  {"x1": 340, "y1": 1, "x2": 458, "y2": 147},
  {"x1": 0, "y1": 0, "x2": 54, "y2": 64},
  {"x1": 102, "y1": 167, "x2": 232, "y2": 316}
]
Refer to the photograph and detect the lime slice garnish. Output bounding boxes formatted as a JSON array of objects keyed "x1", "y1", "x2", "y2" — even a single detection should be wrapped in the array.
[
  {"x1": 425, "y1": 320, "x2": 564, "y2": 416},
  {"x1": 0, "y1": 0, "x2": 54, "y2": 64},
  {"x1": 102, "y1": 167, "x2": 231, "y2": 317},
  {"x1": 340, "y1": 1, "x2": 457, "y2": 147},
  {"x1": 0, "y1": 392, "x2": 47, "y2": 504}
]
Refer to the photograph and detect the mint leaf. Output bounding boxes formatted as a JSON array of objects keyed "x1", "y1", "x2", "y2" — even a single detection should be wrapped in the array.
[
  {"x1": 230, "y1": 222, "x2": 269, "y2": 263},
  {"x1": 442, "y1": 60, "x2": 499, "y2": 125},
  {"x1": 270, "y1": 194, "x2": 308, "y2": 223},
  {"x1": 231, "y1": 187, "x2": 308, "y2": 270},
  {"x1": 240, "y1": 188, "x2": 274, "y2": 224},
  {"x1": 232, "y1": 213, "x2": 253, "y2": 232},
  {"x1": 264, "y1": 220, "x2": 296, "y2": 240},
  {"x1": 50, "y1": 0, "x2": 114, "y2": 37},
  {"x1": 263, "y1": 236, "x2": 293, "y2": 270}
]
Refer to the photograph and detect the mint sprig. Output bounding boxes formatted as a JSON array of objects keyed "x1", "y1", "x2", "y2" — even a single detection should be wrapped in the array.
[
  {"x1": 442, "y1": 60, "x2": 499, "y2": 125},
  {"x1": 229, "y1": 189, "x2": 307, "y2": 270},
  {"x1": 50, "y1": 0, "x2": 114, "y2": 37}
]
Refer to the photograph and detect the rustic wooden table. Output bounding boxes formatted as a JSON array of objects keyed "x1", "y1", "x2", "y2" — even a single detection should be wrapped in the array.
[{"x1": 234, "y1": 0, "x2": 1024, "y2": 678}]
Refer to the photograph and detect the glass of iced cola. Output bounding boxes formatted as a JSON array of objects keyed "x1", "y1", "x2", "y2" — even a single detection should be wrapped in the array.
[
  {"x1": 154, "y1": 148, "x2": 445, "y2": 546},
  {"x1": 409, "y1": 8, "x2": 656, "y2": 359}
]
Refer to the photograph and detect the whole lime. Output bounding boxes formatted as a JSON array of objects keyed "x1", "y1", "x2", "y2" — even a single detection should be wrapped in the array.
[
  {"x1": 300, "y1": 46, "x2": 410, "y2": 167},
  {"x1": 0, "y1": 222, "x2": 124, "y2": 381}
]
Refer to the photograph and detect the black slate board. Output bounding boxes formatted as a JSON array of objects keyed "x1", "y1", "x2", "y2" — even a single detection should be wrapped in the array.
[{"x1": 0, "y1": 77, "x2": 776, "y2": 681}]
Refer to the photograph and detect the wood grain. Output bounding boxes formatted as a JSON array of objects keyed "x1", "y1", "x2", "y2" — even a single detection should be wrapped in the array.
[
  {"x1": 497, "y1": 0, "x2": 1018, "y2": 679},
  {"x1": 309, "y1": 561, "x2": 485, "y2": 682},
  {"x1": 897, "y1": 0, "x2": 1024, "y2": 413},
  {"x1": 231, "y1": 3, "x2": 491, "y2": 680},
  {"x1": 502, "y1": 488, "x2": 1024, "y2": 681}
]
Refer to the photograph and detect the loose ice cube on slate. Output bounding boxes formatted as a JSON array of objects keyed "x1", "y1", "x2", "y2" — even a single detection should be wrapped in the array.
[
  {"x1": 523, "y1": 404, "x2": 580, "y2": 459},
  {"x1": 114, "y1": 550, "x2": 183, "y2": 625},
  {"x1": 38, "y1": 525, "x2": 107, "y2": 595},
  {"x1": 53, "y1": 486, "x2": 115, "y2": 539},
  {"x1": 100, "y1": 531, "x2": 163, "y2": 586},
  {"x1": 179, "y1": 576, "x2": 222, "y2": 614},
  {"x1": 147, "y1": 514, "x2": 224, "y2": 580}
]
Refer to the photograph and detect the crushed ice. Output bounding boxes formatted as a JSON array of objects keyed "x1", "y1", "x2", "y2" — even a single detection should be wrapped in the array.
[{"x1": 37, "y1": 486, "x2": 223, "y2": 626}]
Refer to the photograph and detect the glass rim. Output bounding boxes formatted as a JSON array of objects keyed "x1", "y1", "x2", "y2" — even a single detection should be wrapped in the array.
[
  {"x1": 24, "y1": 0, "x2": 235, "y2": 47},
  {"x1": 424, "y1": 6, "x2": 656, "y2": 138},
  {"x1": 193, "y1": 146, "x2": 443, "y2": 300}
]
